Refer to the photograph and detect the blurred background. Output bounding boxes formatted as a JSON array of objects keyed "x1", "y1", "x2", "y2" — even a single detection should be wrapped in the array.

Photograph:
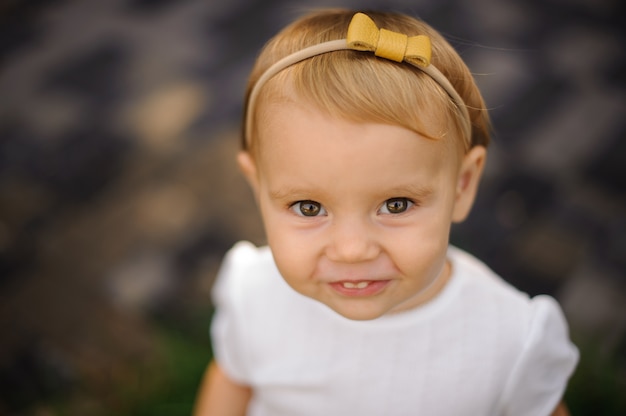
[{"x1": 0, "y1": 0, "x2": 624, "y2": 414}]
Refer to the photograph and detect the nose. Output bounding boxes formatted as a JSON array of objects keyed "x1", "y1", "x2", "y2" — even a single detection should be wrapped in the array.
[{"x1": 325, "y1": 217, "x2": 381, "y2": 263}]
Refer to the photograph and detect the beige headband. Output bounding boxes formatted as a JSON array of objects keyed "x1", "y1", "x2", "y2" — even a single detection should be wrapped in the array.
[{"x1": 245, "y1": 12, "x2": 472, "y2": 147}]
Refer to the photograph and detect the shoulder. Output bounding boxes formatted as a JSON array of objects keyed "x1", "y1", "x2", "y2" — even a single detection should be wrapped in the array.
[
  {"x1": 447, "y1": 245, "x2": 526, "y2": 300},
  {"x1": 497, "y1": 293, "x2": 579, "y2": 415},
  {"x1": 447, "y1": 245, "x2": 544, "y2": 320},
  {"x1": 210, "y1": 241, "x2": 298, "y2": 382},
  {"x1": 217, "y1": 240, "x2": 275, "y2": 280},
  {"x1": 447, "y1": 245, "x2": 576, "y2": 344},
  {"x1": 448, "y1": 246, "x2": 579, "y2": 415},
  {"x1": 212, "y1": 240, "x2": 311, "y2": 322},
  {"x1": 212, "y1": 241, "x2": 284, "y2": 305}
]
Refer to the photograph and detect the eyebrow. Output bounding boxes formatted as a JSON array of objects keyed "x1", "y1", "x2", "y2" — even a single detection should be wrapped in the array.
[
  {"x1": 269, "y1": 186, "x2": 317, "y2": 201},
  {"x1": 382, "y1": 183, "x2": 434, "y2": 200},
  {"x1": 268, "y1": 183, "x2": 434, "y2": 201}
]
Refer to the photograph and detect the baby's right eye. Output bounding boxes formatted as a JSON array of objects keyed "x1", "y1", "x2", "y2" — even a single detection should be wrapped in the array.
[{"x1": 290, "y1": 200, "x2": 327, "y2": 217}]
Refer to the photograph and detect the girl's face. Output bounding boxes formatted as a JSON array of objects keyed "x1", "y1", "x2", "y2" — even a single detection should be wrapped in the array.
[{"x1": 239, "y1": 99, "x2": 484, "y2": 321}]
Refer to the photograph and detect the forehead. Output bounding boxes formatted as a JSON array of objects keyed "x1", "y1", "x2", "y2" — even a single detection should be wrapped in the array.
[
  {"x1": 253, "y1": 85, "x2": 463, "y2": 163},
  {"x1": 254, "y1": 99, "x2": 461, "y2": 189}
]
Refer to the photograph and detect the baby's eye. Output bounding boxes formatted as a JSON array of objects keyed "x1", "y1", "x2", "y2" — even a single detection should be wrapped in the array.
[
  {"x1": 379, "y1": 198, "x2": 413, "y2": 214},
  {"x1": 290, "y1": 200, "x2": 327, "y2": 217}
]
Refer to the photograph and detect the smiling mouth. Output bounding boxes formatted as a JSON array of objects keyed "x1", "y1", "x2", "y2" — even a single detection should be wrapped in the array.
[
  {"x1": 341, "y1": 281, "x2": 371, "y2": 289},
  {"x1": 329, "y1": 280, "x2": 390, "y2": 297}
]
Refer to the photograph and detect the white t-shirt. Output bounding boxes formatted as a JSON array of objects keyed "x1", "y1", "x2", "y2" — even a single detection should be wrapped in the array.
[{"x1": 211, "y1": 241, "x2": 579, "y2": 416}]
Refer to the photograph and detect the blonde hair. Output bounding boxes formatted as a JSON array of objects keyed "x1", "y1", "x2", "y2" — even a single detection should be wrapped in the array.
[{"x1": 243, "y1": 9, "x2": 491, "y2": 153}]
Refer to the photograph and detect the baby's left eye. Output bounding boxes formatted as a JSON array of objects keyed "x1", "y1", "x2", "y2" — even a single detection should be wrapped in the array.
[{"x1": 379, "y1": 198, "x2": 413, "y2": 214}]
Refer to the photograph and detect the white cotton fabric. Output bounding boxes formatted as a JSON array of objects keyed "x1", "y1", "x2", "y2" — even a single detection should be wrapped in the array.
[{"x1": 211, "y1": 241, "x2": 579, "y2": 416}]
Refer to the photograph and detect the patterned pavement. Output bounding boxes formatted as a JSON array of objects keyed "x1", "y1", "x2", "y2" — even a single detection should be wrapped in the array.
[{"x1": 0, "y1": 0, "x2": 624, "y2": 412}]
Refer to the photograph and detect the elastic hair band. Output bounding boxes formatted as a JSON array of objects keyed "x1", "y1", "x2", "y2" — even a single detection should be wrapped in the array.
[{"x1": 245, "y1": 12, "x2": 472, "y2": 147}]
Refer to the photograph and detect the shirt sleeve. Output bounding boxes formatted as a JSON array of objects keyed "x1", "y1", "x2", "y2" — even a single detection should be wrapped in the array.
[
  {"x1": 210, "y1": 241, "x2": 257, "y2": 384},
  {"x1": 499, "y1": 295, "x2": 579, "y2": 416}
]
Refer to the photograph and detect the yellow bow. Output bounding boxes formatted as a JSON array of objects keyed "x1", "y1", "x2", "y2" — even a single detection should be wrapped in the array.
[{"x1": 347, "y1": 12, "x2": 431, "y2": 67}]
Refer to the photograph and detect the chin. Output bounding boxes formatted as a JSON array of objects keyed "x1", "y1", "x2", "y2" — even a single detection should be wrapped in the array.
[{"x1": 325, "y1": 302, "x2": 390, "y2": 321}]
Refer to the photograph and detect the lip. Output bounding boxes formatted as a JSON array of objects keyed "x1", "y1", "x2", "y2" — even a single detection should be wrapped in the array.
[{"x1": 328, "y1": 280, "x2": 390, "y2": 297}]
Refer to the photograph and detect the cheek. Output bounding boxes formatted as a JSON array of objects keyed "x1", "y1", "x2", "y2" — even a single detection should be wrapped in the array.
[
  {"x1": 260, "y1": 212, "x2": 318, "y2": 283},
  {"x1": 387, "y1": 211, "x2": 451, "y2": 274},
  {"x1": 269, "y1": 239, "x2": 322, "y2": 300},
  {"x1": 394, "y1": 231, "x2": 447, "y2": 269}
]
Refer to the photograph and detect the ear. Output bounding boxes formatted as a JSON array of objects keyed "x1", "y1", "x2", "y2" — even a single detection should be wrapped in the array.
[
  {"x1": 237, "y1": 151, "x2": 260, "y2": 196},
  {"x1": 452, "y1": 146, "x2": 487, "y2": 223}
]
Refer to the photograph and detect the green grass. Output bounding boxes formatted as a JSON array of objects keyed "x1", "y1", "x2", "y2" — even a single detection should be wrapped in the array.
[
  {"x1": 565, "y1": 334, "x2": 626, "y2": 416},
  {"x1": 124, "y1": 317, "x2": 214, "y2": 416},
  {"x1": 32, "y1": 311, "x2": 213, "y2": 416}
]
